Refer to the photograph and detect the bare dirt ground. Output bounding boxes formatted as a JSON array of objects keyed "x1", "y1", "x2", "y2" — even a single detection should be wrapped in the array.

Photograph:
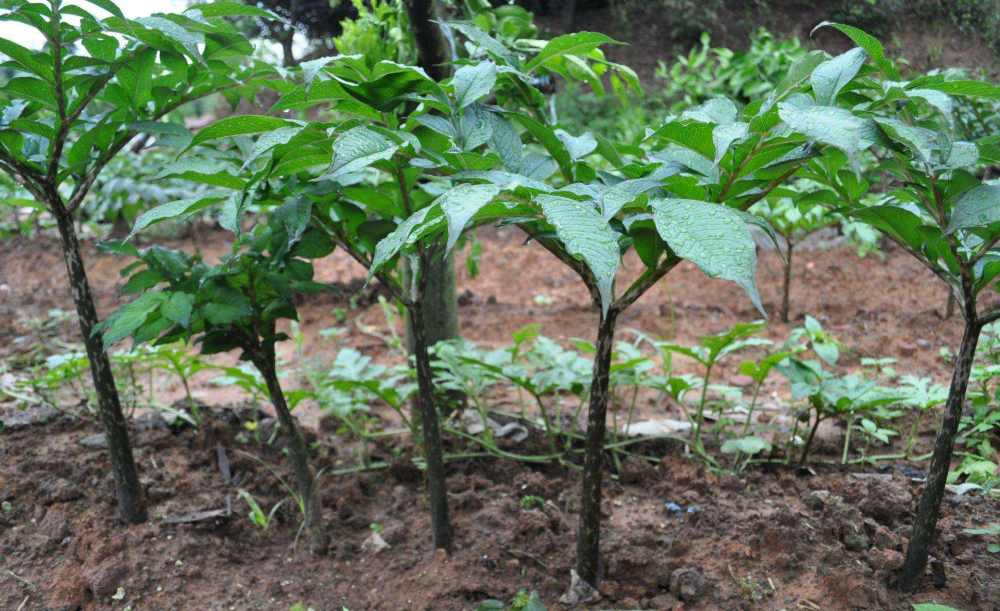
[{"x1": 2, "y1": 228, "x2": 1000, "y2": 610}]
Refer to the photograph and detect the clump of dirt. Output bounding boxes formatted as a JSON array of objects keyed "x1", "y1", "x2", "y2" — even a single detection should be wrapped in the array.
[{"x1": 2, "y1": 409, "x2": 998, "y2": 610}]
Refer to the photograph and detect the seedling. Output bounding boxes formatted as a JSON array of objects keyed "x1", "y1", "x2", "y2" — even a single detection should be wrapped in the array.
[
  {"x1": 659, "y1": 321, "x2": 770, "y2": 457},
  {"x1": 100, "y1": 200, "x2": 332, "y2": 552}
]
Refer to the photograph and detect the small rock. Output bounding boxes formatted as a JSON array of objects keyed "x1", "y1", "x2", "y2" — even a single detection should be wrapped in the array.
[
  {"x1": 669, "y1": 567, "x2": 706, "y2": 603},
  {"x1": 804, "y1": 489, "x2": 831, "y2": 511},
  {"x1": 78, "y1": 433, "x2": 108, "y2": 449},
  {"x1": 731, "y1": 374, "x2": 755, "y2": 387},
  {"x1": 87, "y1": 559, "x2": 127, "y2": 599},
  {"x1": 916, "y1": 339, "x2": 932, "y2": 349},
  {"x1": 859, "y1": 479, "x2": 912, "y2": 524},
  {"x1": 360, "y1": 532, "x2": 389, "y2": 554},
  {"x1": 0, "y1": 405, "x2": 60, "y2": 429},
  {"x1": 844, "y1": 531, "x2": 870, "y2": 552},
  {"x1": 559, "y1": 569, "x2": 600, "y2": 606},
  {"x1": 38, "y1": 507, "x2": 71, "y2": 547},
  {"x1": 649, "y1": 594, "x2": 677, "y2": 609},
  {"x1": 867, "y1": 548, "x2": 904, "y2": 572},
  {"x1": 40, "y1": 478, "x2": 82, "y2": 505}
]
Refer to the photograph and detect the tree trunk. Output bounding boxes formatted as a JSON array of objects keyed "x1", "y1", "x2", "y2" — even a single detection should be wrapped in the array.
[
  {"x1": 575, "y1": 309, "x2": 619, "y2": 588},
  {"x1": 781, "y1": 240, "x2": 794, "y2": 323},
  {"x1": 52, "y1": 206, "x2": 146, "y2": 524},
  {"x1": 404, "y1": 0, "x2": 450, "y2": 81},
  {"x1": 899, "y1": 319, "x2": 981, "y2": 590},
  {"x1": 256, "y1": 350, "x2": 328, "y2": 553},
  {"x1": 407, "y1": 297, "x2": 453, "y2": 551}
]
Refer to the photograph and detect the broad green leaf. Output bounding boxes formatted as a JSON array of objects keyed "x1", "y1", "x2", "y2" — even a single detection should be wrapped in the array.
[
  {"x1": 438, "y1": 183, "x2": 501, "y2": 254},
  {"x1": 720, "y1": 436, "x2": 771, "y2": 455},
  {"x1": 911, "y1": 605, "x2": 963, "y2": 611},
  {"x1": 942, "y1": 141, "x2": 979, "y2": 170},
  {"x1": 875, "y1": 117, "x2": 937, "y2": 164},
  {"x1": 949, "y1": 184, "x2": 1000, "y2": 233},
  {"x1": 538, "y1": 194, "x2": 620, "y2": 315},
  {"x1": 651, "y1": 198, "x2": 764, "y2": 314},
  {"x1": 0, "y1": 39, "x2": 54, "y2": 82},
  {"x1": 525, "y1": 32, "x2": 618, "y2": 72},
  {"x1": 713, "y1": 122, "x2": 749, "y2": 164},
  {"x1": 130, "y1": 196, "x2": 225, "y2": 238},
  {"x1": 82, "y1": 0, "x2": 125, "y2": 18},
  {"x1": 778, "y1": 104, "x2": 877, "y2": 157},
  {"x1": 810, "y1": 47, "x2": 866, "y2": 105},
  {"x1": 326, "y1": 126, "x2": 398, "y2": 180},
  {"x1": 136, "y1": 16, "x2": 204, "y2": 62},
  {"x1": 812, "y1": 22, "x2": 899, "y2": 80},
  {"x1": 369, "y1": 206, "x2": 439, "y2": 277},
  {"x1": 162, "y1": 292, "x2": 194, "y2": 327},
  {"x1": 189, "y1": 115, "x2": 298, "y2": 149},
  {"x1": 103, "y1": 293, "x2": 164, "y2": 346},
  {"x1": 204, "y1": 302, "x2": 250, "y2": 325},
  {"x1": 185, "y1": 2, "x2": 276, "y2": 18},
  {"x1": 915, "y1": 80, "x2": 1000, "y2": 100},
  {"x1": 555, "y1": 129, "x2": 597, "y2": 161},
  {"x1": 512, "y1": 114, "x2": 572, "y2": 179},
  {"x1": 155, "y1": 158, "x2": 245, "y2": 189},
  {"x1": 452, "y1": 61, "x2": 497, "y2": 109}
]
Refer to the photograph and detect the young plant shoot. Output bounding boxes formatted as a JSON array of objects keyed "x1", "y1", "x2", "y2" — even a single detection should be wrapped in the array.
[
  {"x1": 100, "y1": 202, "x2": 332, "y2": 552},
  {"x1": 0, "y1": 0, "x2": 263, "y2": 523}
]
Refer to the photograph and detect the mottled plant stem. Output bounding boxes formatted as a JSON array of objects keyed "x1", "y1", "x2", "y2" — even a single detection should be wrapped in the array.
[
  {"x1": 575, "y1": 308, "x2": 619, "y2": 587},
  {"x1": 407, "y1": 296, "x2": 453, "y2": 551},
  {"x1": 255, "y1": 350, "x2": 327, "y2": 553},
  {"x1": 899, "y1": 319, "x2": 980, "y2": 590},
  {"x1": 53, "y1": 205, "x2": 146, "y2": 524}
]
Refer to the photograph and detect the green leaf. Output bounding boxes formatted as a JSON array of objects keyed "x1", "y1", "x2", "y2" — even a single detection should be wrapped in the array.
[
  {"x1": 778, "y1": 104, "x2": 877, "y2": 157},
  {"x1": 326, "y1": 126, "x2": 398, "y2": 180},
  {"x1": 189, "y1": 115, "x2": 299, "y2": 149},
  {"x1": 525, "y1": 32, "x2": 618, "y2": 72},
  {"x1": 162, "y1": 292, "x2": 194, "y2": 327},
  {"x1": 155, "y1": 158, "x2": 245, "y2": 189},
  {"x1": 949, "y1": 184, "x2": 1000, "y2": 233},
  {"x1": 914, "y1": 80, "x2": 1000, "y2": 100},
  {"x1": 812, "y1": 22, "x2": 899, "y2": 80},
  {"x1": 874, "y1": 117, "x2": 937, "y2": 164},
  {"x1": 103, "y1": 293, "x2": 164, "y2": 346},
  {"x1": 538, "y1": 195, "x2": 620, "y2": 316},
  {"x1": 720, "y1": 436, "x2": 772, "y2": 455},
  {"x1": 810, "y1": 47, "x2": 866, "y2": 105},
  {"x1": 369, "y1": 206, "x2": 439, "y2": 277},
  {"x1": 130, "y1": 196, "x2": 225, "y2": 238},
  {"x1": 136, "y1": 16, "x2": 204, "y2": 62},
  {"x1": 438, "y1": 183, "x2": 501, "y2": 255},
  {"x1": 452, "y1": 61, "x2": 497, "y2": 109},
  {"x1": 185, "y1": 2, "x2": 276, "y2": 18},
  {"x1": 0, "y1": 38, "x2": 54, "y2": 82},
  {"x1": 651, "y1": 198, "x2": 764, "y2": 315},
  {"x1": 81, "y1": 0, "x2": 125, "y2": 18},
  {"x1": 555, "y1": 129, "x2": 597, "y2": 161},
  {"x1": 204, "y1": 302, "x2": 250, "y2": 325},
  {"x1": 911, "y1": 605, "x2": 964, "y2": 611}
]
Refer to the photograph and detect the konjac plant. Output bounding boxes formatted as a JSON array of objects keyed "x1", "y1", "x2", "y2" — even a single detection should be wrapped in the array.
[
  {"x1": 0, "y1": 0, "x2": 264, "y2": 523},
  {"x1": 99, "y1": 199, "x2": 333, "y2": 551},
  {"x1": 804, "y1": 22, "x2": 1000, "y2": 589},
  {"x1": 384, "y1": 23, "x2": 883, "y2": 599}
]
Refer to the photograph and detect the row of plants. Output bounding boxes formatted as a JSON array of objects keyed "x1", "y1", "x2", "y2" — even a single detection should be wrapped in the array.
[{"x1": 2, "y1": 0, "x2": 1000, "y2": 597}]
